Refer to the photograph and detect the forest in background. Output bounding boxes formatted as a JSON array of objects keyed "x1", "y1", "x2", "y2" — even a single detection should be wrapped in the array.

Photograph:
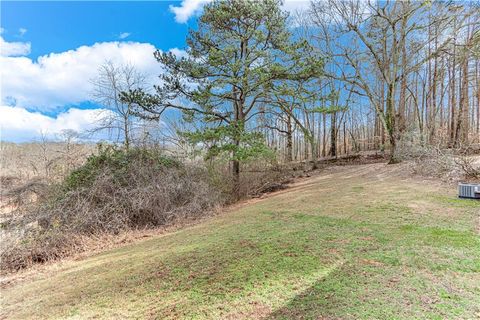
[{"x1": 100, "y1": 0, "x2": 479, "y2": 179}]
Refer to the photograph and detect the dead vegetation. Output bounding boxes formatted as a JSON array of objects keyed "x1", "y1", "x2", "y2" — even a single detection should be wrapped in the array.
[
  {"x1": 1, "y1": 140, "x2": 95, "y2": 214},
  {"x1": 0, "y1": 140, "x2": 94, "y2": 183},
  {"x1": 408, "y1": 149, "x2": 480, "y2": 182},
  {"x1": 1, "y1": 178, "x2": 49, "y2": 213},
  {"x1": 1, "y1": 145, "x2": 304, "y2": 272},
  {"x1": 0, "y1": 158, "x2": 340, "y2": 279},
  {"x1": 0, "y1": 146, "x2": 224, "y2": 272},
  {"x1": 397, "y1": 133, "x2": 480, "y2": 182}
]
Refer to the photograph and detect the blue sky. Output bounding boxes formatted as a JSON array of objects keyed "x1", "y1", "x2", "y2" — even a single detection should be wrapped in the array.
[
  {"x1": 0, "y1": 0, "x2": 308, "y2": 142},
  {"x1": 1, "y1": 1, "x2": 192, "y2": 59}
]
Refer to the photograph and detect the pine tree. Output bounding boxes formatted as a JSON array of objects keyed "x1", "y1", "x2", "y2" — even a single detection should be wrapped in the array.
[{"x1": 123, "y1": 0, "x2": 322, "y2": 197}]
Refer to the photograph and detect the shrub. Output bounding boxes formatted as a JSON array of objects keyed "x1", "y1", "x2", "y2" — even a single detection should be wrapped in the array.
[
  {"x1": 63, "y1": 144, "x2": 180, "y2": 191},
  {"x1": 1, "y1": 146, "x2": 223, "y2": 272},
  {"x1": 1, "y1": 146, "x2": 302, "y2": 272}
]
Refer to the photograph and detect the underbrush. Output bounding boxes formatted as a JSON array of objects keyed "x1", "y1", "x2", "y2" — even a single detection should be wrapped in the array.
[
  {"x1": 1, "y1": 146, "x2": 224, "y2": 272},
  {"x1": 4, "y1": 137, "x2": 476, "y2": 273},
  {"x1": 1, "y1": 146, "x2": 302, "y2": 273},
  {"x1": 208, "y1": 159, "x2": 299, "y2": 202},
  {"x1": 397, "y1": 131, "x2": 480, "y2": 182},
  {"x1": 409, "y1": 148, "x2": 480, "y2": 182}
]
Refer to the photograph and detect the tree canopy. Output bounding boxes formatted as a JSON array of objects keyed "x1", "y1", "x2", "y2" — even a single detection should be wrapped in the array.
[{"x1": 122, "y1": 0, "x2": 323, "y2": 195}]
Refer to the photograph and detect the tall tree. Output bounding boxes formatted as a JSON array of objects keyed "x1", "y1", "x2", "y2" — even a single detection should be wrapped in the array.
[
  {"x1": 123, "y1": 0, "x2": 321, "y2": 197},
  {"x1": 310, "y1": 0, "x2": 457, "y2": 163}
]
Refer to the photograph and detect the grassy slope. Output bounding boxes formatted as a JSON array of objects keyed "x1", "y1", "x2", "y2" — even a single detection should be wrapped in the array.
[{"x1": 1, "y1": 163, "x2": 479, "y2": 319}]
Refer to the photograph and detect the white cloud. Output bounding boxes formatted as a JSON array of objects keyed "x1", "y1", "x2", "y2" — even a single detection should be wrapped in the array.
[
  {"x1": 169, "y1": 0, "x2": 310, "y2": 23},
  {"x1": 169, "y1": 0, "x2": 212, "y2": 23},
  {"x1": 19, "y1": 28, "x2": 27, "y2": 36},
  {"x1": 169, "y1": 47, "x2": 188, "y2": 58},
  {"x1": 0, "y1": 28, "x2": 5, "y2": 34},
  {"x1": 0, "y1": 40, "x2": 167, "y2": 110},
  {"x1": 0, "y1": 105, "x2": 112, "y2": 142},
  {"x1": 0, "y1": 36, "x2": 31, "y2": 57},
  {"x1": 283, "y1": 0, "x2": 310, "y2": 14},
  {"x1": 118, "y1": 32, "x2": 131, "y2": 39},
  {"x1": 0, "y1": 41, "x2": 187, "y2": 142}
]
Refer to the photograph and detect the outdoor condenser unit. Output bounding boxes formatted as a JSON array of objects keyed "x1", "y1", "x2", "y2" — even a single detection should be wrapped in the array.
[{"x1": 458, "y1": 183, "x2": 480, "y2": 199}]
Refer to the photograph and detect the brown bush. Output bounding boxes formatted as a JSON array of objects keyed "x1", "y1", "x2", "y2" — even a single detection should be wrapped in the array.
[
  {"x1": 205, "y1": 157, "x2": 298, "y2": 203},
  {"x1": 454, "y1": 155, "x2": 480, "y2": 181},
  {"x1": 397, "y1": 134, "x2": 480, "y2": 181},
  {"x1": 1, "y1": 178, "x2": 48, "y2": 213},
  {"x1": 1, "y1": 148, "x2": 224, "y2": 272}
]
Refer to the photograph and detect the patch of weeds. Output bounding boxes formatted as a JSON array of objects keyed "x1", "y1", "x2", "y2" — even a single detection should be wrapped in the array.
[
  {"x1": 371, "y1": 252, "x2": 401, "y2": 266},
  {"x1": 438, "y1": 288, "x2": 461, "y2": 301},
  {"x1": 430, "y1": 194, "x2": 480, "y2": 209},
  {"x1": 66, "y1": 308, "x2": 80, "y2": 317},
  {"x1": 399, "y1": 224, "x2": 479, "y2": 248}
]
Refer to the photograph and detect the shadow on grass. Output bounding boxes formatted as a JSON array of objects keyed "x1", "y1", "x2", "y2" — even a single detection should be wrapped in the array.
[{"x1": 263, "y1": 261, "x2": 391, "y2": 320}]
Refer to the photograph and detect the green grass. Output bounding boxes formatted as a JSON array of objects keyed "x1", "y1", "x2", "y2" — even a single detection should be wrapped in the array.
[{"x1": 1, "y1": 163, "x2": 479, "y2": 319}]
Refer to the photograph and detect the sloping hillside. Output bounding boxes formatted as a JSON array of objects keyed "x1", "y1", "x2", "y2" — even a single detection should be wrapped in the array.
[{"x1": 1, "y1": 163, "x2": 479, "y2": 319}]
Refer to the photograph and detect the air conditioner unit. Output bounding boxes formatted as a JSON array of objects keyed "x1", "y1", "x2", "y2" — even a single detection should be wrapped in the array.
[{"x1": 458, "y1": 183, "x2": 480, "y2": 199}]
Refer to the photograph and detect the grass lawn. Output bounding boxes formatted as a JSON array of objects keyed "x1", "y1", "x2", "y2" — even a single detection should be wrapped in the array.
[{"x1": 1, "y1": 163, "x2": 479, "y2": 319}]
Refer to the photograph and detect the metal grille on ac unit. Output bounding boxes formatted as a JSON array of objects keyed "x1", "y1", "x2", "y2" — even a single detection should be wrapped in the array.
[{"x1": 458, "y1": 183, "x2": 480, "y2": 199}]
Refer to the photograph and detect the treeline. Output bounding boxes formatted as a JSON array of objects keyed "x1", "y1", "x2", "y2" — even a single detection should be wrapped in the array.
[
  {"x1": 259, "y1": 0, "x2": 480, "y2": 162},
  {"x1": 91, "y1": 0, "x2": 479, "y2": 195},
  {"x1": 301, "y1": 0, "x2": 480, "y2": 160}
]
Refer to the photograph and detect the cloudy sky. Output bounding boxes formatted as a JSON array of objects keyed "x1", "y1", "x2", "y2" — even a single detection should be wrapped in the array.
[{"x1": 1, "y1": 0, "x2": 309, "y2": 142}]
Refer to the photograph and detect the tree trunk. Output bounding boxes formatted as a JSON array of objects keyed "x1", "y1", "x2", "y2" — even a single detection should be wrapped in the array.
[
  {"x1": 124, "y1": 112, "x2": 130, "y2": 150},
  {"x1": 329, "y1": 112, "x2": 337, "y2": 157},
  {"x1": 449, "y1": 17, "x2": 457, "y2": 147},
  {"x1": 386, "y1": 83, "x2": 399, "y2": 164},
  {"x1": 456, "y1": 49, "x2": 469, "y2": 147},
  {"x1": 232, "y1": 157, "x2": 240, "y2": 198},
  {"x1": 374, "y1": 113, "x2": 380, "y2": 149},
  {"x1": 310, "y1": 137, "x2": 318, "y2": 170},
  {"x1": 389, "y1": 134, "x2": 398, "y2": 164},
  {"x1": 285, "y1": 113, "x2": 293, "y2": 162},
  {"x1": 322, "y1": 113, "x2": 326, "y2": 157},
  {"x1": 397, "y1": 2, "x2": 407, "y2": 137},
  {"x1": 476, "y1": 61, "x2": 480, "y2": 137},
  {"x1": 429, "y1": 26, "x2": 438, "y2": 144},
  {"x1": 380, "y1": 83, "x2": 386, "y2": 149}
]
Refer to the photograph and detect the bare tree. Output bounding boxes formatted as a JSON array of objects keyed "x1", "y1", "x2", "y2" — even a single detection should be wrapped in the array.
[
  {"x1": 309, "y1": 0, "x2": 464, "y2": 162},
  {"x1": 90, "y1": 61, "x2": 147, "y2": 149}
]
